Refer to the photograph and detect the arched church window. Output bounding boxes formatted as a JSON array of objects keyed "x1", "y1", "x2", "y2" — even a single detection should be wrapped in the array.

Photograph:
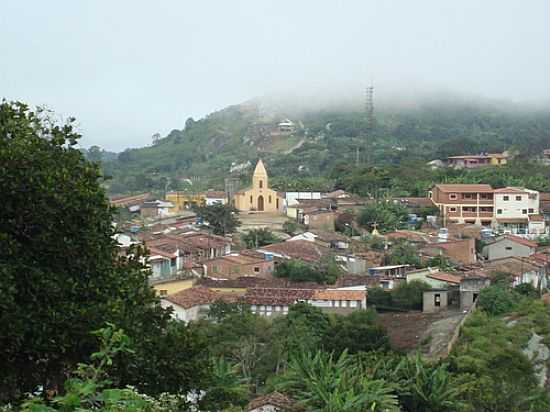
[
  {"x1": 250, "y1": 195, "x2": 253, "y2": 204},
  {"x1": 269, "y1": 195, "x2": 272, "y2": 203},
  {"x1": 259, "y1": 180, "x2": 263, "y2": 189}
]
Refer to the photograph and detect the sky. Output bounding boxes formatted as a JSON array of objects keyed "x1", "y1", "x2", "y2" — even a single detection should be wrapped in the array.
[{"x1": 1, "y1": 1, "x2": 549, "y2": 151}]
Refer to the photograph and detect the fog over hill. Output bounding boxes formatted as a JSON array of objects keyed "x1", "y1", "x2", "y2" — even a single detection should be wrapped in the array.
[{"x1": 2, "y1": 1, "x2": 549, "y2": 151}]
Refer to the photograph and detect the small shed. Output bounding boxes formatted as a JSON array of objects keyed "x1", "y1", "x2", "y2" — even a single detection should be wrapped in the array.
[{"x1": 423, "y1": 289, "x2": 448, "y2": 313}]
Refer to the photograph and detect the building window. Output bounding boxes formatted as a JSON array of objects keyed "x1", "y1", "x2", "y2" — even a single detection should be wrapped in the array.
[
  {"x1": 350, "y1": 300, "x2": 357, "y2": 308},
  {"x1": 497, "y1": 209, "x2": 503, "y2": 214},
  {"x1": 449, "y1": 207, "x2": 457, "y2": 212},
  {"x1": 254, "y1": 266, "x2": 260, "y2": 272},
  {"x1": 505, "y1": 246, "x2": 513, "y2": 251},
  {"x1": 259, "y1": 180, "x2": 263, "y2": 189},
  {"x1": 449, "y1": 193, "x2": 458, "y2": 200},
  {"x1": 268, "y1": 195, "x2": 272, "y2": 203},
  {"x1": 250, "y1": 195, "x2": 253, "y2": 204},
  {"x1": 463, "y1": 193, "x2": 474, "y2": 200},
  {"x1": 522, "y1": 209, "x2": 527, "y2": 214},
  {"x1": 529, "y1": 208, "x2": 534, "y2": 213},
  {"x1": 212, "y1": 266, "x2": 219, "y2": 273},
  {"x1": 434, "y1": 294, "x2": 441, "y2": 307},
  {"x1": 159, "y1": 290, "x2": 168, "y2": 296},
  {"x1": 503, "y1": 195, "x2": 509, "y2": 201},
  {"x1": 516, "y1": 196, "x2": 522, "y2": 201}
]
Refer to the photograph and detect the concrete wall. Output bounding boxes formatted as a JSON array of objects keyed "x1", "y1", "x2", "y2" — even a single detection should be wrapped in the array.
[
  {"x1": 423, "y1": 290, "x2": 448, "y2": 313},
  {"x1": 483, "y1": 238, "x2": 533, "y2": 260}
]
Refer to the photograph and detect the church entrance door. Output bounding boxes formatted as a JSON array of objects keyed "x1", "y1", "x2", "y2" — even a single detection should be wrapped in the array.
[{"x1": 257, "y1": 195, "x2": 264, "y2": 211}]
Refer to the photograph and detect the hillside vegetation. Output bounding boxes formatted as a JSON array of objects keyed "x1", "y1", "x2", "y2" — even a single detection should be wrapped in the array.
[{"x1": 99, "y1": 98, "x2": 550, "y2": 195}]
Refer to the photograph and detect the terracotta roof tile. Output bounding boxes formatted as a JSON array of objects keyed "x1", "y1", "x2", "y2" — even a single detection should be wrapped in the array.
[
  {"x1": 259, "y1": 240, "x2": 329, "y2": 262},
  {"x1": 246, "y1": 392, "x2": 295, "y2": 411},
  {"x1": 502, "y1": 235, "x2": 537, "y2": 248},
  {"x1": 313, "y1": 289, "x2": 366, "y2": 301},
  {"x1": 426, "y1": 272, "x2": 462, "y2": 284},
  {"x1": 164, "y1": 287, "x2": 239, "y2": 309},
  {"x1": 493, "y1": 187, "x2": 527, "y2": 194},
  {"x1": 434, "y1": 184, "x2": 493, "y2": 193},
  {"x1": 244, "y1": 288, "x2": 314, "y2": 305}
]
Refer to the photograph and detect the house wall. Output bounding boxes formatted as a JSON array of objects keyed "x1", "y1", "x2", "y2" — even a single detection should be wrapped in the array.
[
  {"x1": 161, "y1": 300, "x2": 206, "y2": 323},
  {"x1": 305, "y1": 212, "x2": 335, "y2": 230},
  {"x1": 529, "y1": 221, "x2": 546, "y2": 235},
  {"x1": 153, "y1": 279, "x2": 195, "y2": 296},
  {"x1": 483, "y1": 239, "x2": 534, "y2": 260},
  {"x1": 494, "y1": 191, "x2": 539, "y2": 220},
  {"x1": 204, "y1": 258, "x2": 274, "y2": 280},
  {"x1": 442, "y1": 238, "x2": 477, "y2": 264}
]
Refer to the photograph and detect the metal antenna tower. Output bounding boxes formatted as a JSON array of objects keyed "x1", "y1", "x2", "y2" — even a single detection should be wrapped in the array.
[{"x1": 364, "y1": 83, "x2": 375, "y2": 163}]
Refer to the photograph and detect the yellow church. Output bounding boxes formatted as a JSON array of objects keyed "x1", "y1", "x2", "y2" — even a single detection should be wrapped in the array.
[{"x1": 233, "y1": 159, "x2": 284, "y2": 213}]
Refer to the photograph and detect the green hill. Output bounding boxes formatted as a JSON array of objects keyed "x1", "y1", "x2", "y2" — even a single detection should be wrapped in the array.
[{"x1": 100, "y1": 97, "x2": 550, "y2": 196}]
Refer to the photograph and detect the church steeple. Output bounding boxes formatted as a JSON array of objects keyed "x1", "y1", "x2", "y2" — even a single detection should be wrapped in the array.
[{"x1": 253, "y1": 159, "x2": 268, "y2": 190}]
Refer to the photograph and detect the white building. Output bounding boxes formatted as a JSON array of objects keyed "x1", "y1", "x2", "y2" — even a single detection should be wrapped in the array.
[
  {"x1": 493, "y1": 187, "x2": 545, "y2": 235},
  {"x1": 203, "y1": 190, "x2": 227, "y2": 206},
  {"x1": 161, "y1": 287, "x2": 236, "y2": 323}
]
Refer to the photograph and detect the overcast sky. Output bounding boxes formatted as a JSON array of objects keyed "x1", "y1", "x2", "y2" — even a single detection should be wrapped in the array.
[{"x1": 1, "y1": 1, "x2": 549, "y2": 151}]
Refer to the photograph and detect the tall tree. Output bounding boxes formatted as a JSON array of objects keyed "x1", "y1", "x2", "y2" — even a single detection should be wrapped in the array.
[
  {"x1": 194, "y1": 203, "x2": 241, "y2": 235},
  {"x1": 0, "y1": 101, "x2": 208, "y2": 401}
]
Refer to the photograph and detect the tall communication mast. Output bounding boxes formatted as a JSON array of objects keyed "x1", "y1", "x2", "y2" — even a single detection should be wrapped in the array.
[
  {"x1": 365, "y1": 84, "x2": 374, "y2": 128},
  {"x1": 364, "y1": 83, "x2": 375, "y2": 163}
]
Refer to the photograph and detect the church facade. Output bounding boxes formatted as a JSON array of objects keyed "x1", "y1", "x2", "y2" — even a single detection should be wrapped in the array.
[{"x1": 233, "y1": 160, "x2": 284, "y2": 213}]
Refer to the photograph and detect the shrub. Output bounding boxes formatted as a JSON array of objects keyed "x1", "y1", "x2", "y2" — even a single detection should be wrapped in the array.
[
  {"x1": 477, "y1": 285, "x2": 519, "y2": 316},
  {"x1": 391, "y1": 280, "x2": 432, "y2": 310}
]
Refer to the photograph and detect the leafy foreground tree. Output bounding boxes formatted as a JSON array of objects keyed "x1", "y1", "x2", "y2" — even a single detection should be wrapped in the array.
[
  {"x1": 19, "y1": 325, "x2": 189, "y2": 412},
  {"x1": 0, "y1": 101, "x2": 209, "y2": 402},
  {"x1": 275, "y1": 350, "x2": 400, "y2": 412},
  {"x1": 198, "y1": 357, "x2": 250, "y2": 411},
  {"x1": 194, "y1": 203, "x2": 240, "y2": 235}
]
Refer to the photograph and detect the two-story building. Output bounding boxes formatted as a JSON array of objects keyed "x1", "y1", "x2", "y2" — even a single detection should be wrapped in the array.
[
  {"x1": 447, "y1": 153, "x2": 508, "y2": 169},
  {"x1": 429, "y1": 184, "x2": 495, "y2": 226},
  {"x1": 493, "y1": 187, "x2": 543, "y2": 235}
]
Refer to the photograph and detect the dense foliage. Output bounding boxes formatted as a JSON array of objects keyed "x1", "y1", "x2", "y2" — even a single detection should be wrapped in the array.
[
  {"x1": 241, "y1": 228, "x2": 279, "y2": 248},
  {"x1": 358, "y1": 201, "x2": 409, "y2": 232},
  {"x1": 0, "y1": 101, "x2": 209, "y2": 402},
  {"x1": 273, "y1": 258, "x2": 342, "y2": 284},
  {"x1": 193, "y1": 203, "x2": 240, "y2": 235}
]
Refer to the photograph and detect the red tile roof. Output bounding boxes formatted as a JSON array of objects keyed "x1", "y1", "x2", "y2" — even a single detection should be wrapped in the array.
[
  {"x1": 426, "y1": 272, "x2": 462, "y2": 284},
  {"x1": 164, "y1": 287, "x2": 238, "y2": 309},
  {"x1": 203, "y1": 190, "x2": 226, "y2": 199},
  {"x1": 246, "y1": 392, "x2": 295, "y2": 411},
  {"x1": 502, "y1": 235, "x2": 537, "y2": 248},
  {"x1": 243, "y1": 287, "x2": 366, "y2": 305},
  {"x1": 313, "y1": 289, "x2": 366, "y2": 301},
  {"x1": 260, "y1": 240, "x2": 329, "y2": 262},
  {"x1": 244, "y1": 288, "x2": 314, "y2": 305},
  {"x1": 434, "y1": 184, "x2": 493, "y2": 193},
  {"x1": 493, "y1": 187, "x2": 527, "y2": 194}
]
